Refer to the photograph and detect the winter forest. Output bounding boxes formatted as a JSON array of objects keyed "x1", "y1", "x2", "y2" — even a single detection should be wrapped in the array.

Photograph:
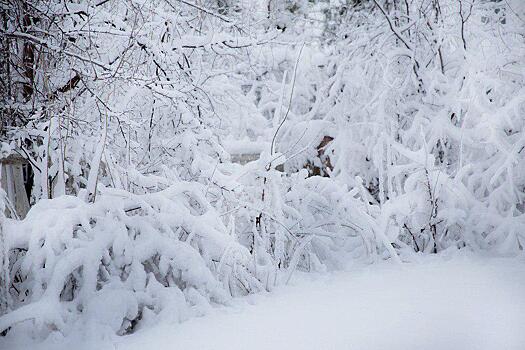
[{"x1": 0, "y1": 0, "x2": 524, "y2": 349}]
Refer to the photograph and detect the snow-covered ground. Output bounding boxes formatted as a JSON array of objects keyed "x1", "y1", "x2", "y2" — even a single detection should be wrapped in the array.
[{"x1": 3, "y1": 253, "x2": 525, "y2": 350}]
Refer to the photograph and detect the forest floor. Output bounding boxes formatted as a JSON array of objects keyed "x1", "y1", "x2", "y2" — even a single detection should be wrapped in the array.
[{"x1": 3, "y1": 252, "x2": 525, "y2": 350}]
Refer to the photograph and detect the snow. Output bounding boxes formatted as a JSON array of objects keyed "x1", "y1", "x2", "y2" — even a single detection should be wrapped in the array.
[
  {"x1": 2, "y1": 0, "x2": 524, "y2": 347},
  {"x1": 3, "y1": 253, "x2": 524, "y2": 350}
]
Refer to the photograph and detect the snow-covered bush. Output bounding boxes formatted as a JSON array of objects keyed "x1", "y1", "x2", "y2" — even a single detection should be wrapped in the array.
[
  {"x1": 260, "y1": 0, "x2": 525, "y2": 253},
  {"x1": 0, "y1": 183, "x2": 260, "y2": 336}
]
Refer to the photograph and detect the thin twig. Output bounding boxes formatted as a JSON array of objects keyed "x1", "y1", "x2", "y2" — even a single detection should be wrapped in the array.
[{"x1": 270, "y1": 43, "x2": 305, "y2": 158}]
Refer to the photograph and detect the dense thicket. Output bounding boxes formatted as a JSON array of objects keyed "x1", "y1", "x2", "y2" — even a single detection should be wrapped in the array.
[{"x1": 0, "y1": 0, "x2": 523, "y2": 340}]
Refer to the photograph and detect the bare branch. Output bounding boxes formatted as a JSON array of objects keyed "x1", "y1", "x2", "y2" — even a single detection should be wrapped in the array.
[
  {"x1": 2, "y1": 31, "x2": 111, "y2": 71},
  {"x1": 372, "y1": 0, "x2": 413, "y2": 51},
  {"x1": 166, "y1": 0, "x2": 232, "y2": 23}
]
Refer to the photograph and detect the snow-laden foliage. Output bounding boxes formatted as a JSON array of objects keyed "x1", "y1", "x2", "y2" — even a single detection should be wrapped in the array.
[
  {"x1": 0, "y1": 183, "x2": 261, "y2": 336},
  {"x1": 273, "y1": 0, "x2": 525, "y2": 254},
  {"x1": 0, "y1": 0, "x2": 524, "y2": 341}
]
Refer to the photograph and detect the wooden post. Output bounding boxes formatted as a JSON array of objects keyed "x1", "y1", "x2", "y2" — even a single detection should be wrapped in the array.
[{"x1": 0, "y1": 154, "x2": 31, "y2": 219}]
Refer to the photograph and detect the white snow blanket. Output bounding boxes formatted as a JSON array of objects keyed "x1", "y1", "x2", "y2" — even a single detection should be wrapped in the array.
[{"x1": 2, "y1": 253, "x2": 524, "y2": 350}]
